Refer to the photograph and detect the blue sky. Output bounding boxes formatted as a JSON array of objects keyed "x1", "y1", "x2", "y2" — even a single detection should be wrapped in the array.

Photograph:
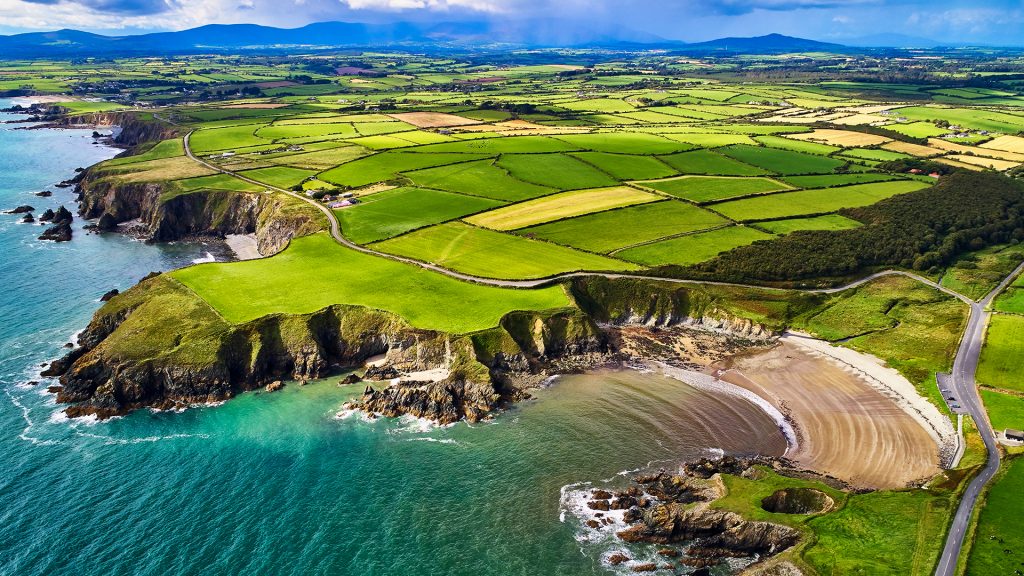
[{"x1": 1, "y1": 0, "x2": 1021, "y2": 44}]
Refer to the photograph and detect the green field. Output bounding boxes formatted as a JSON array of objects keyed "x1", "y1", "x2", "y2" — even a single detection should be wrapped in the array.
[
  {"x1": 319, "y1": 152, "x2": 490, "y2": 188},
  {"x1": 779, "y1": 173, "x2": 899, "y2": 188},
  {"x1": 712, "y1": 180, "x2": 931, "y2": 221},
  {"x1": 403, "y1": 159, "x2": 555, "y2": 202},
  {"x1": 336, "y1": 187, "x2": 503, "y2": 244},
  {"x1": 520, "y1": 200, "x2": 728, "y2": 253},
  {"x1": 617, "y1": 226, "x2": 774, "y2": 267},
  {"x1": 965, "y1": 458, "x2": 1024, "y2": 576},
  {"x1": 554, "y1": 132, "x2": 692, "y2": 154},
  {"x1": 940, "y1": 244, "x2": 1024, "y2": 301},
  {"x1": 370, "y1": 222, "x2": 640, "y2": 279},
  {"x1": 638, "y1": 175, "x2": 791, "y2": 203},
  {"x1": 719, "y1": 144, "x2": 847, "y2": 175},
  {"x1": 189, "y1": 125, "x2": 271, "y2": 153},
  {"x1": 171, "y1": 233, "x2": 571, "y2": 333},
  {"x1": 657, "y1": 149, "x2": 768, "y2": 176},
  {"x1": 980, "y1": 389, "x2": 1024, "y2": 432},
  {"x1": 805, "y1": 489, "x2": 952, "y2": 576},
  {"x1": 757, "y1": 214, "x2": 863, "y2": 234},
  {"x1": 570, "y1": 152, "x2": 678, "y2": 180},
  {"x1": 496, "y1": 153, "x2": 619, "y2": 190},
  {"x1": 994, "y1": 287, "x2": 1024, "y2": 314},
  {"x1": 237, "y1": 166, "x2": 316, "y2": 189},
  {"x1": 977, "y1": 314, "x2": 1024, "y2": 393}
]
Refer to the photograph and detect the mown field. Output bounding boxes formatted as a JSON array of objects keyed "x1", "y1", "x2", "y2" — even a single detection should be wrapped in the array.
[
  {"x1": 977, "y1": 314, "x2": 1024, "y2": 393},
  {"x1": 964, "y1": 458, "x2": 1024, "y2": 576},
  {"x1": 171, "y1": 233, "x2": 571, "y2": 333}
]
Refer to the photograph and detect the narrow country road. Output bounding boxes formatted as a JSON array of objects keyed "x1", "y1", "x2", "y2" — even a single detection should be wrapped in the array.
[
  {"x1": 184, "y1": 129, "x2": 1014, "y2": 574},
  {"x1": 934, "y1": 260, "x2": 1024, "y2": 576}
]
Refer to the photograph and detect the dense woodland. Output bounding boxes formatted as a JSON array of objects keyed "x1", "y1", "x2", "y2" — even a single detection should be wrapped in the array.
[{"x1": 675, "y1": 172, "x2": 1024, "y2": 283}]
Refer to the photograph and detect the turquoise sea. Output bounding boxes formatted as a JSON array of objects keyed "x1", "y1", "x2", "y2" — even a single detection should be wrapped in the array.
[{"x1": 0, "y1": 100, "x2": 787, "y2": 576}]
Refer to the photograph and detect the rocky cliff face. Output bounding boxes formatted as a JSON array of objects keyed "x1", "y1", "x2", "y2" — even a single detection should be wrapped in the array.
[
  {"x1": 46, "y1": 274, "x2": 782, "y2": 422},
  {"x1": 78, "y1": 176, "x2": 319, "y2": 255}
]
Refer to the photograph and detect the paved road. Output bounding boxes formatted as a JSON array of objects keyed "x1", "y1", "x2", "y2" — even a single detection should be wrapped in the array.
[
  {"x1": 185, "y1": 129, "x2": 1013, "y2": 574},
  {"x1": 934, "y1": 260, "x2": 1024, "y2": 576}
]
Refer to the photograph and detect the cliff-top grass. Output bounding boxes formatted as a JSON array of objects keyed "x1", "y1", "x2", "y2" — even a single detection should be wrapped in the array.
[{"x1": 171, "y1": 233, "x2": 572, "y2": 334}]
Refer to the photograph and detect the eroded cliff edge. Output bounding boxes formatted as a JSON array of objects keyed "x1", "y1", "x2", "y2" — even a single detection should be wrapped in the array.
[{"x1": 44, "y1": 276, "x2": 792, "y2": 423}]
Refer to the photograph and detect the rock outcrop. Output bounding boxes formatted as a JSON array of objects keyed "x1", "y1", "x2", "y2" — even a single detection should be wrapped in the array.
[
  {"x1": 760, "y1": 488, "x2": 834, "y2": 515},
  {"x1": 77, "y1": 175, "x2": 320, "y2": 255}
]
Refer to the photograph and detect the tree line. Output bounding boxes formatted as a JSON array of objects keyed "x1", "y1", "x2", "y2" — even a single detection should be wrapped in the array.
[{"x1": 662, "y1": 171, "x2": 1024, "y2": 284}]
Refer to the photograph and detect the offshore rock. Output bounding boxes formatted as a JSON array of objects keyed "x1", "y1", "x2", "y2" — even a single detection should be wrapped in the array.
[
  {"x1": 38, "y1": 222, "x2": 72, "y2": 242},
  {"x1": 38, "y1": 208, "x2": 55, "y2": 222},
  {"x1": 7, "y1": 205, "x2": 34, "y2": 214},
  {"x1": 21, "y1": 213, "x2": 34, "y2": 223},
  {"x1": 351, "y1": 378, "x2": 501, "y2": 425}
]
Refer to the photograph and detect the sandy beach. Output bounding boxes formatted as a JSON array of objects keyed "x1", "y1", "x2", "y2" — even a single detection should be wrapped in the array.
[
  {"x1": 224, "y1": 234, "x2": 261, "y2": 260},
  {"x1": 711, "y1": 337, "x2": 954, "y2": 489}
]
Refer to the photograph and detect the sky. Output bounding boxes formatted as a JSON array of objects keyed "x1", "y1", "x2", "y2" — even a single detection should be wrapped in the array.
[{"x1": 0, "y1": 0, "x2": 1022, "y2": 45}]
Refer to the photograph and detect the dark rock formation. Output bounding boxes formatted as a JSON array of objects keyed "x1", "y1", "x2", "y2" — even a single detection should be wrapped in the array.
[
  {"x1": 38, "y1": 222, "x2": 71, "y2": 242},
  {"x1": 21, "y1": 213, "x2": 34, "y2": 223},
  {"x1": 35, "y1": 190, "x2": 52, "y2": 197},
  {"x1": 761, "y1": 488, "x2": 834, "y2": 515},
  {"x1": 363, "y1": 364, "x2": 400, "y2": 380},
  {"x1": 352, "y1": 378, "x2": 501, "y2": 425},
  {"x1": 339, "y1": 374, "x2": 361, "y2": 385},
  {"x1": 96, "y1": 212, "x2": 118, "y2": 231},
  {"x1": 7, "y1": 205, "x2": 34, "y2": 214},
  {"x1": 265, "y1": 380, "x2": 285, "y2": 392},
  {"x1": 99, "y1": 289, "x2": 119, "y2": 302},
  {"x1": 52, "y1": 205, "x2": 73, "y2": 225},
  {"x1": 38, "y1": 208, "x2": 55, "y2": 222}
]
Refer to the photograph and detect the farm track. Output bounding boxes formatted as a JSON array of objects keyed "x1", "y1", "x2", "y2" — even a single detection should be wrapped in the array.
[{"x1": 182, "y1": 129, "x2": 1008, "y2": 574}]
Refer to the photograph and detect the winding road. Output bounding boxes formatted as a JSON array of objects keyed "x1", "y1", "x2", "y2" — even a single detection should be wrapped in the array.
[
  {"x1": 934, "y1": 260, "x2": 1024, "y2": 576},
  {"x1": 183, "y1": 129, "x2": 1015, "y2": 574}
]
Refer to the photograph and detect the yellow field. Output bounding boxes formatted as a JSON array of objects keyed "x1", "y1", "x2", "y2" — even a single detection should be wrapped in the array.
[
  {"x1": 927, "y1": 138, "x2": 1024, "y2": 162},
  {"x1": 116, "y1": 156, "x2": 217, "y2": 182},
  {"x1": 881, "y1": 141, "x2": 944, "y2": 157},
  {"x1": 947, "y1": 154, "x2": 1019, "y2": 171},
  {"x1": 788, "y1": 128, "x2": 890, "y2": 147},
  {"x1": 980, "y1": 135, "x2": 1024, "y2": 154},
  {"x1": 831, "y1": 113, "x2": 889, "y2": 125},
  {"x1": 465, "y1": 186, "x2": 661, "y2": 231},
  {"x1": 387, "y1": 112, "x2": 482, "y2": 128},
  {"x1": 935, "y1": 157, "x2": 984, "y2": 171}
]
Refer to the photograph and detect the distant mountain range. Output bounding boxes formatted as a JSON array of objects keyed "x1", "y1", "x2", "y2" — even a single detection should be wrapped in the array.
[{"x1": 0, "y1": 22, "x2": 969, "y2": 57}]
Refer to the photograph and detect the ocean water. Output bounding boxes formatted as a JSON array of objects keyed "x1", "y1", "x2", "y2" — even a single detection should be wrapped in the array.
[{"x1": 0, "y1": 101, "x2": 787, "y2": 576}]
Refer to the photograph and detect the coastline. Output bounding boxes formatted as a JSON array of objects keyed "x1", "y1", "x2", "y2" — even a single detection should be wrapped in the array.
[{"x1": 712, "y1": 337, "x2": 951, "y2": 489}]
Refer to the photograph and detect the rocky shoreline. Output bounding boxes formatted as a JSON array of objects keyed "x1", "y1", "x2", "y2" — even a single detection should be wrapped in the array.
[{"x1": 564, "y1": 456, "x2": 832, "y2": 576}]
